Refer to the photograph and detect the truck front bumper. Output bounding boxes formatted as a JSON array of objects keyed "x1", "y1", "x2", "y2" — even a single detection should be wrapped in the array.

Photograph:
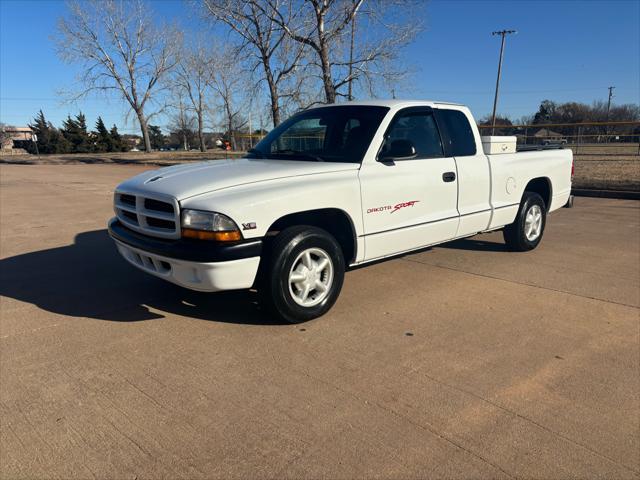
[{"x1": 108, "y1": 218, "x2": 262, "y2": 292}]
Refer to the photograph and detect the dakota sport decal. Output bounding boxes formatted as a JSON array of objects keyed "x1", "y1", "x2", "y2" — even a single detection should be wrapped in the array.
[{"x1": 367, "y1": 200, "x2": 420, "y2": 214}]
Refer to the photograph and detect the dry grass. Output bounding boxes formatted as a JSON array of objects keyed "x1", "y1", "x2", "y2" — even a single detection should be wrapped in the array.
[
  {"x1": 573, "y1": 157, "x2": 639, "y2": 191},
  {"x1": 563, "y1": 143, "x2": 639, "y2": 190},
  {"x1": 567, "y1": 143, "x2": 639, "y2": 156},
  {"x1": 0, "y1": 150, "x2": 244, "y2": 166}
]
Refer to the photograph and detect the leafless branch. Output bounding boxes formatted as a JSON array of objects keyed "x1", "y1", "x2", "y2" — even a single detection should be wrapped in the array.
[{"x1": 55, "y1": 0, "x2": 182, "y2": 151}]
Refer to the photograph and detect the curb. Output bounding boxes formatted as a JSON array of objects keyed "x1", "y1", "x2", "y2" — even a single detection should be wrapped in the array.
[{"x1": 572, "y1": 189, "x2": 640, "y2": 200}]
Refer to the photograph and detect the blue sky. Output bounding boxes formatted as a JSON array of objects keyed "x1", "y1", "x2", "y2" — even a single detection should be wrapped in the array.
[{"x1": 1, "y1": 0, "x2": 638, "y2": 133}]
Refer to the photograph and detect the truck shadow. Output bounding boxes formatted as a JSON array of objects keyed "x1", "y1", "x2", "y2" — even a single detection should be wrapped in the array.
[
  {"x1": 438, "y1": 237, "x2": 508, "y2": 252},
  {"x1": 0, "y1": 230, "x2": 286, "y2": 325},
  {"x1": 349, "y1": 236, "x2": 508, "y2": 272}
]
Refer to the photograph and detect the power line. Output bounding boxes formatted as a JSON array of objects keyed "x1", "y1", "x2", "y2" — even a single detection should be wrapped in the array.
[
  {"x1": 0, "y1": 96, "x2": 117, "y2": 103},
  {"x1": 426, "y1": 86, "x2": 618, "y2": 95}
]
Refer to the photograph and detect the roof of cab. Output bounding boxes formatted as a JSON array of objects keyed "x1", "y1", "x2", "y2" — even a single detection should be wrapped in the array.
[{"x1": 306, "y1": 99, "x2": 464, "y2": 109}]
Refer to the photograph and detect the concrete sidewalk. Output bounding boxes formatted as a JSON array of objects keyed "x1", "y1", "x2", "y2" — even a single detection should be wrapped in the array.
[{"x1": 1, "y1": 164, "x2": 638, "y2": 479}]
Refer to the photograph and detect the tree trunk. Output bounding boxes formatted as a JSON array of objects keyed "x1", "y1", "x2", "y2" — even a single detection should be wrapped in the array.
[
  {"x1": 315, "y1": 6, "x2": 335, "y2": 104},
  {"x1": 224, "y1": 101, "x2": 236, "y2": 151},
  {"x1": 348, "y1": 7, "x2": 356, "y2": 101},
  {"x1": 318, "y1": 39, "x2": 335, "y2": 103},
  {"x1": 136, "y1": 110, "x2": 152, "y2": 152},
  {"x1": 229, "y1": 119, "x2": 236, "y2": 151},
  {"x1": 263, "y1": 61, "x2": 281, "y2": 127},
  {"x1": 182, "y1": 132, "x2": 188, "y2": 151},
  {"x1": 197, "y1": 110, "x2": 206, "y2": 152}
]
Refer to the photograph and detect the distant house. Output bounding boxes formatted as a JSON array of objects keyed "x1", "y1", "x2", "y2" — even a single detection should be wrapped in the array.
[
  {"x1": 534, "y1": 128, "x2": 567, "y2": 144},
  {"x1": 534, "y1": 128, "x2": 563, "y2": 138},
  {"x1": 1, "y1": 126, "x2": 33, "y2": 152},
  {"x1": 121, "y1": 134, "x2": 142, "y2": 150}
]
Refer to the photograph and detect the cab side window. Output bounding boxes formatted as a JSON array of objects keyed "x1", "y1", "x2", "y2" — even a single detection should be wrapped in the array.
[{"x1": 382, "y1": 110, "x2": 444, "y2": 159}]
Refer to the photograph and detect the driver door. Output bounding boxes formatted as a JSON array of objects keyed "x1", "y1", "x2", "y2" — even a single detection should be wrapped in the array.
[{"x1": 359, "y1": 107, "x2": 460, "y2": 260}]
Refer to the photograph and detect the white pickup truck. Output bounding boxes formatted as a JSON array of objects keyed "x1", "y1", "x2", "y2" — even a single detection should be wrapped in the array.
[{"x1": 109, "y1": 100, "x2": 572, "y2": 322}]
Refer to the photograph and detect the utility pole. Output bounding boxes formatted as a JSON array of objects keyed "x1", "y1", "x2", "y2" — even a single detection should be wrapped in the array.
[
  {"x1": 606, "y1": 86, "x2": 615, "y2": 141},
  {"x1": 606, "y1": 86, "x2": 615, "y2": 120},
  {"x1": 490, "y1": 29, "x2": 516, "y2": 135}
]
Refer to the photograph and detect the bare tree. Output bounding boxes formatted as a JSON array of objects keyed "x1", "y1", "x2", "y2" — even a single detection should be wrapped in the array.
[
  {"x1": 174, "y1": 42, "x2": 215, "y2": 151},
  {"x1": 265, "y1": 0, "x2": 362, "y2": 103},
  {"x1": 346, "y1": 0, "x2": 422, "y2": 99},
  {"x1": 210, "y1": 51, "x2": 249, "y2": 150},
  {"x1": 56, "y1": 0, "x2": 181, "y2": 152},
  {"x1": 347, "y1": 0, "x2": 357, "y2": 101},
  {"x1": 168, "y1": 96, "x2": 197, "y2": 151},
  {"x1": 0, "y1": 123, "x2": 15, "y2": 149},
  {"x1": 201, "y1": 0, "x2": 304, "y2": 127},
  {"x1": 265, "y1": 0, "x2": 421, "y2": 103}
]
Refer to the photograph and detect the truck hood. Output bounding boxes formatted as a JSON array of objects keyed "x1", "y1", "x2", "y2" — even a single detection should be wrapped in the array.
[{"x1": 116, "y1": 158, "x2": 359, "y2": 201}]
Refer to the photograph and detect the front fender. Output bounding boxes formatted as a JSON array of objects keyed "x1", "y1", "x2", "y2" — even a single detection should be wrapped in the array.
[{"x1": 179, "y1": 170, "x2": 364, "y2": 241}]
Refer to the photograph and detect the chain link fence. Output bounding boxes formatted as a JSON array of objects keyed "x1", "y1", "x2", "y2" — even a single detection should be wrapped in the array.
[
  {"x1": 478, "y1": 121, "x2": 640, "y2": 192},
  {"x1": 239, "y1": 121, "x2": 640, "y2": 154},
  {"x1": 478, "y1": 121, "x2": 640, "y2": 156}
]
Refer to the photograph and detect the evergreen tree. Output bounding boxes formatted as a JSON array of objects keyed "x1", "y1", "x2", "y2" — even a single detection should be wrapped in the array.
[
  {"x1": 61, "y1": 115, "x2": 77, "y2": 151},
  {"x1": 28, "y1": 110, "x2": 53, "y2": 153},
  {"x1": 148, "y1": 125, "x2": 165, "y2": 150},
  {"x1": 62, "y1": 112, "x2": 91, "y2": 153},
  {"x1": 109, "y1": 124, "x2": 126, "y2": 152},
  {"x1": 28, "y1": 110, "x2": 70, "y2": 154},
  {"x1": 533, "y1": 100, "x2": 558, "y2": 125},
  {"x1": 94, "y1": 116, "x2": 112, "y2": 152},
  {"x1": 52, "y1": 128, "x2": 71, "y2": 153}
]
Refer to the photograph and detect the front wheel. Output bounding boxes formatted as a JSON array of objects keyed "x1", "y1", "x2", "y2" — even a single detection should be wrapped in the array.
[
  {"x1": 260, "y1": 226, "x2": 345, "y2": 323},
  {"x1": 503, "y1": 191, "x2": 547, "y2": 251}
]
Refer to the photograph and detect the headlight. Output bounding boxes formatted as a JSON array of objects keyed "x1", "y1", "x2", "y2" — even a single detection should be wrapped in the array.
[{"x1": 181, "y1": 209, "x2": 242, "y2": 241}]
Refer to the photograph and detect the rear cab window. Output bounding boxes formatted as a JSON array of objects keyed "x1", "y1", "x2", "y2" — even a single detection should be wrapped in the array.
[{"x1": 435, "y1": 109, "x2": 477, "y2": 157}]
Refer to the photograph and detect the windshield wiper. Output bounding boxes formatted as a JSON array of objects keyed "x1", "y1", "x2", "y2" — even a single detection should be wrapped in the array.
[{"x1": 271, "y1": 149, "x2": 325, "y2": 162}]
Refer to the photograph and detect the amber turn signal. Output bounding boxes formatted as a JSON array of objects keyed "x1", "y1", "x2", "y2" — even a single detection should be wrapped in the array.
[{"x1": 182, "y1": 229, "x2": 242, "y2": 241}]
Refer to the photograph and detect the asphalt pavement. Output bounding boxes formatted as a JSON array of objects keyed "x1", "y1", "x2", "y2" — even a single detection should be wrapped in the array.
[{"x1": 1, "y1": 164, "x2": 638, "y2": 479}]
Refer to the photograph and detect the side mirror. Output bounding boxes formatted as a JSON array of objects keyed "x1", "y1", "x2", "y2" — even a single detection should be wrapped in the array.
[{"x1": 378, "y1": 139, "x2": 417, "y2": 162}]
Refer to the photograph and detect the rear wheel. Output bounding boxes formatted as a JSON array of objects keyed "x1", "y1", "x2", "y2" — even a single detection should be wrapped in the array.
[
  {"x1": 503, "y1": 191, "x2": 546, "y2": 251},
  {"x1": 260, "y1": 226, "x2": 345, "y2": 323}
]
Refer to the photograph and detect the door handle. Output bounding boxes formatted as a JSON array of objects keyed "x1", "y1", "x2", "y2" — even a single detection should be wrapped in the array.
[{"x1": 442, "y1": 172, "x2": 456, "y2": 182}]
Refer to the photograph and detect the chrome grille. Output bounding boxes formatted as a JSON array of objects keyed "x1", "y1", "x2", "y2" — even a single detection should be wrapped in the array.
[{"x1": 114, "y1": 191, "x2": 180, "y2": 239}]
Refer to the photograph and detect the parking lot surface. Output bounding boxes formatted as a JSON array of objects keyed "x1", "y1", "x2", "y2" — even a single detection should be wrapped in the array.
[{"x1": 1, "y1": 164, "x2": 639, "y2": 479}]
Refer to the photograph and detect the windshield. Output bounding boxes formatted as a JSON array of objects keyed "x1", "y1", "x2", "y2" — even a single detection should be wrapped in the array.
[{"x1": 247, "y1": 105, "x2": 389, "y2": 163}]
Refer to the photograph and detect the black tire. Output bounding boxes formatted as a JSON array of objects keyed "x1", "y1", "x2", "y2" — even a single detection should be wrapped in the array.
[
  {"x1": 503, "y1": 191, "x2": 547, "y2": 251},
  {"x1": 259, "y1": 226, "x2": 345, "y2": 323}
]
